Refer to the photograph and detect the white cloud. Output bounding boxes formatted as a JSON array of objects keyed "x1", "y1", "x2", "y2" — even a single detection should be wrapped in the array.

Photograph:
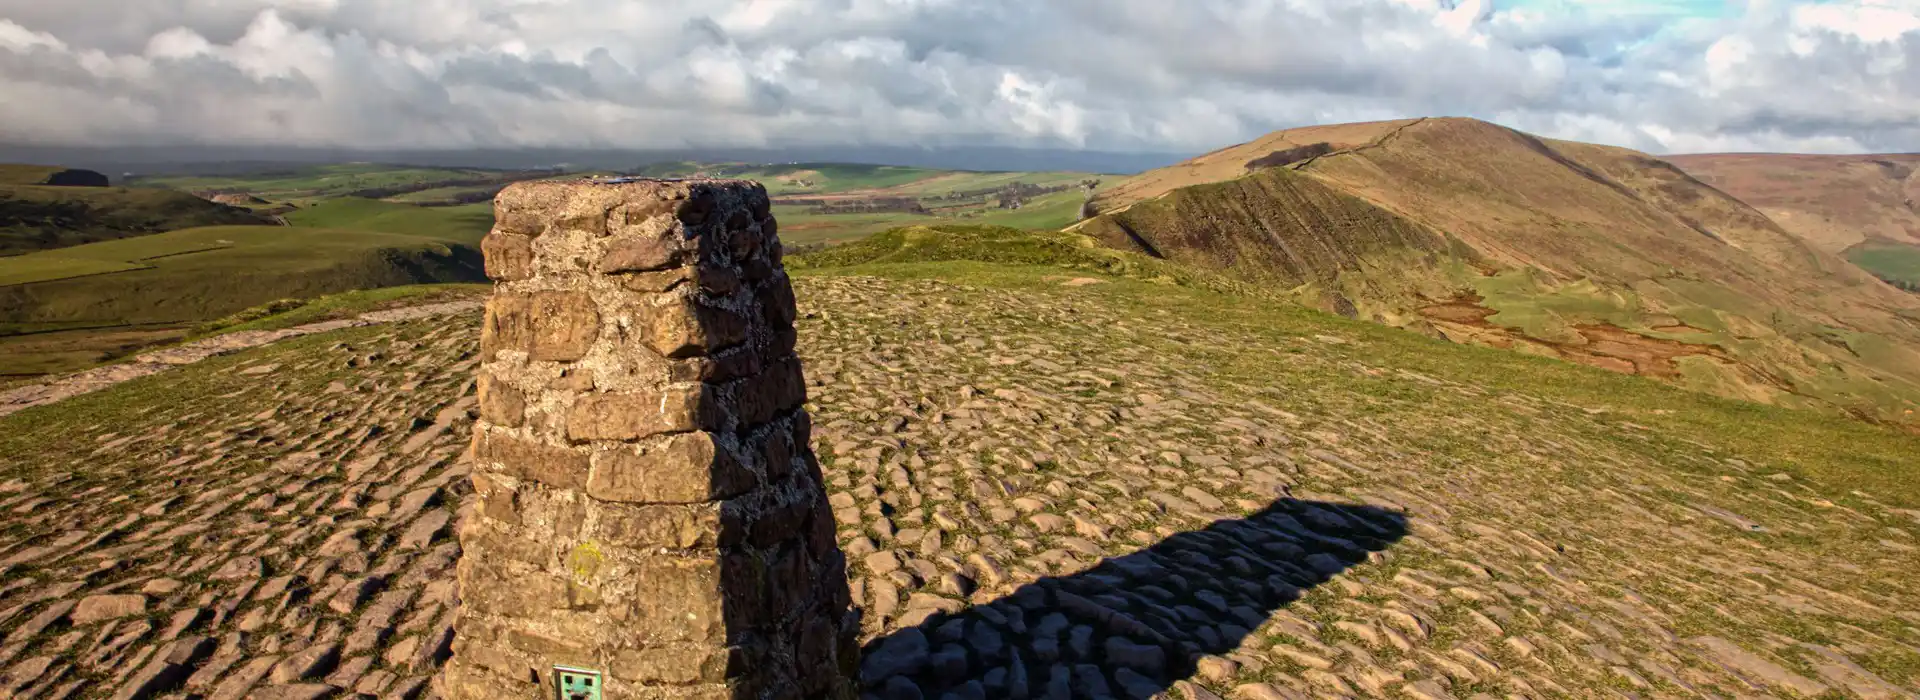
[{"x1": 0, "y1": 0, "x2": 1913, "y2": 155}]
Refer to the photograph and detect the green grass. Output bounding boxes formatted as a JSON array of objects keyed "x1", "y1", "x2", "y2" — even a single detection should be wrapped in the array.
[
  {"x1": 0, "y1": 324, "x2": 189, "y2": 378},
  {"x1": 968, "y1": 189, "x2": 1095, "y2": 230},
  {"x1": 631, "y1": 162, "x2": 945, "y2": 195},
  {"x1": 283, "y1": 198, "x2": 493, "y2": 244},
  {"x1": 130, "y1": 163, "x2": 518, "y2": 201},
  {"x1": 0, "y1": 225, "x2": 484, "y2": 328},
  {"x1": 385, "y1": 185, "x2": 503, "y2": 204},
  {"x1": 0, "y1": 256, "x2": 146, "y2": 286},
  {"x1": 773, "y1": 206, "x2": 933, "y2": 246},
  {"x1": 0, "y1": 164, "x2": 67, "y2": 186},
  {"x1": 887, "y1": 170, "x2": 1099, "y2": 197},
  {"x1": 1845, "y1": 241, "x2": 1920, "y2": 290},
  {"x1": 790, "y1": 224, "x2": 1257, "y2": 297},
  {"x1": 1473, "y1": 271, "x2": 1646, "y2": 343}
]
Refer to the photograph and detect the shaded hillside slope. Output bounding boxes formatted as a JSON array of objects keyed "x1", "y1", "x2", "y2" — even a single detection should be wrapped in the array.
[
  {"x1": 0, "y1": 168, "x2": 273, "y2": 255},
  {"x1": 1074, "y1": 165, "x2": 1478, "y2": 318},
  {"x1": 1079, "y1": 118, "x2": 1920, "y2": 423}
]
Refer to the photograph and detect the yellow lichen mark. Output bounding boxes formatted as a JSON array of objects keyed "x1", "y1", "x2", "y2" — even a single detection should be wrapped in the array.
[{"x1": 565, "y1": 540, "x2": 606, "y2": 583}]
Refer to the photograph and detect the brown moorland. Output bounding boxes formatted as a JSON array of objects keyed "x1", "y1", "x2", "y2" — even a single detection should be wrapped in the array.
[{"x1": 1668, "y1": 152, "x2": 1920, "y2": 253}]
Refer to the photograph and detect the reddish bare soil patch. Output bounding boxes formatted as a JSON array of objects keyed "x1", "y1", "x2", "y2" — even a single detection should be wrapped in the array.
[
  {"x1": 1417, "y1": 296, "x2": 1729, "y2": 378},
  {"x1": 1564, "y1": 323, "x2": 1726, "y2": 378}
]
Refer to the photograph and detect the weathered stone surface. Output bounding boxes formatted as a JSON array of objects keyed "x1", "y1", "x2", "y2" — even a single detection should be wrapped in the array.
[
  {"x1": 471, "y1": 429, "x2": 589, "y2": 490},
  {"x1": 626, "y1": 556, "x2": 728, "y2": 645},
  {"x1": 736, "y1": 355, "x2": 807, "y2": 426},
  {"x1": 475, "y1": 372, "x2": 526, "y2": 427},
  {"x1": 70, "y1": 594, "x2": 147, "y2": 624},
  {"x1": 587, "y1": 432, "x2": 755, "y2": 504},
  {"x1": 480, "y1": 233, "x2": 534, "y2": 282},
  {"x1": 593, "y1": 502, "x2": 723, "y2": 550},
  {"x1": 638, "y1": 298, "x2": 752, "y2": 359},
  {"x1": 566, "y1": 386, "x2": 722, "y2": 442},
  {"x1": 599, "y1": 235, "x2": 682, "y2": 274},
  {"x1": 609, "y1": 644, "x2": 743, "y2": 685},
  {"x1": 479, "y1": 290, "x2": 600, "y2": 362}
]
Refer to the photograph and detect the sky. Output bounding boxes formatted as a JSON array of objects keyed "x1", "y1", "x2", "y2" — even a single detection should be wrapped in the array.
[{"x1": 0, "y1": 0, "x2": 1916, "y2": 159}]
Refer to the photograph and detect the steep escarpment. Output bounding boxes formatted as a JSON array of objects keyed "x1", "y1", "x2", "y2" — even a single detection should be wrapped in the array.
[{"x1": 1075, "y1": 166, "x2": 1476, "y2": 318}]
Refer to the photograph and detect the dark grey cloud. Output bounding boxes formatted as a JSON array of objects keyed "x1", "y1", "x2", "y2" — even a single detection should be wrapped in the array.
[{"x1": 0, "y1": 0, "x2": 1915, "y2": 155}]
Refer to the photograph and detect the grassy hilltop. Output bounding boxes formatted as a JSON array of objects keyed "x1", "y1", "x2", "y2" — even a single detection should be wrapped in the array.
[{"x1": 0, "y1": 231, "x2": 1916, "y2": 698}]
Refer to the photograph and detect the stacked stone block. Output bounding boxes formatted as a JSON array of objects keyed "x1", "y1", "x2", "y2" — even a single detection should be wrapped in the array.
[{"x1": 439, "y1": 179, "x2": 859, "y2": 699}]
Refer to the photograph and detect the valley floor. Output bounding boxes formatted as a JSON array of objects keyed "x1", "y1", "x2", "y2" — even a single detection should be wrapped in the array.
[{"x1": 0, "y1": 268, "x2": 1915, "y2": 699}]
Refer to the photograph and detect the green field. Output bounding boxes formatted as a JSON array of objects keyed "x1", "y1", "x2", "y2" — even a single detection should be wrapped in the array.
[
  {"x1": 0, "y1": 224, "x2": 483, "y2": 323},
  {"x1": 0, "y1": 224, "x2": 484, "y2": 376},
  {"x1": 631, "y1": 161, "x2": 949, "y2": 195},
  {"x1": 0, "y1": 164, "x2": 69, "y2": 185},
  {"x1": 129, "y1": 163, "x2": 531, "y2": 202},
  {"x1": 284, "y1": 198, "x2": 494, "y2": 243},
  {"x1": 633, "y1": 160, "x2": 1103, "y2": 196},
  {"x1": 0, "y1": 257, "x2": 145, "y2": 287},
  {"x1": 1846, "y1": 240, "x2": 1920, "y2": 290},
  {"x1": 385, "y1": 185, "x2": 505, "y2": 205}
]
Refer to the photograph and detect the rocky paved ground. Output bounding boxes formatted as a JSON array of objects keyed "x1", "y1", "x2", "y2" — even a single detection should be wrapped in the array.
[{"x1": 0, "y1": 275, "x2": 1915, "y2": 699}]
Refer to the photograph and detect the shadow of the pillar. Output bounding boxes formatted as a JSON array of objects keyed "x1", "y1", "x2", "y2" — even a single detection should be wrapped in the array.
[{"x1": 856, "y1": 498, "x2": 1410, "y2": 699}]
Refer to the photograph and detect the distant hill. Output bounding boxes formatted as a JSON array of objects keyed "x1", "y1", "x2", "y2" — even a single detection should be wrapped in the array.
[
  {"x1": 0, "y1": 163, "x2": 273, "y2": 256},
  {"x1": 1075, "y1": 117, "x2": 1920, "y2": 423},
  {"x1": 1668, "y1": 153, "x2": 1920, "y2": 291},
  {"x1": 0, "y1": 164, "x2": 108, "y2": 187}
]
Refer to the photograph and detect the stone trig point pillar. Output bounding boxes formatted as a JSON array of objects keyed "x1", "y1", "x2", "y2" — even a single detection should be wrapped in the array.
[{"x1": 440, "y1": 179, "x2": 858, "y2": 699}]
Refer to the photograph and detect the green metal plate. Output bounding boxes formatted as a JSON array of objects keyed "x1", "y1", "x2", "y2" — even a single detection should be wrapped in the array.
[{"x1": 554, "y1": 666, "x2": 602, "y2": 700}]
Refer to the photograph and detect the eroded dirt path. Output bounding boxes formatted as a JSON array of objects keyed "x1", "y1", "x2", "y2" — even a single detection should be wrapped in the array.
[
  {"x1": 0, "y1": 277, "x2": 1913, "y2": 699},
  {"x1": 0, "y1": 302, "x2": 482, "y2": 419}
]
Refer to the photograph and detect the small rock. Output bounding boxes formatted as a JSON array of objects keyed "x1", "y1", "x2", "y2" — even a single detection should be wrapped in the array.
[{"x1": 71, "y1": 594, "x2": 147, "y2": 625}]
